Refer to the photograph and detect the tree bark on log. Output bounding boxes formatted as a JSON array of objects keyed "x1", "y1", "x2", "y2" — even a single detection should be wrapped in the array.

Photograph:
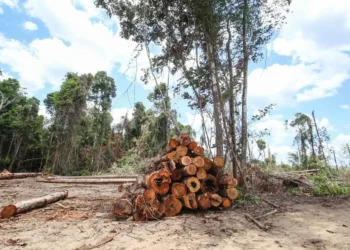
[
  {"x1": 163, "y1": 195, "x2": 182, "y2": 217},
  {"x1": 197, "y1": 193, "x2": 212, "y2": 210},
  {"x1": 182, "y1": 193, "x2": 198, "y2": 210},
  {"x1": 183, "y1": 177, "x2": 201, "y2": 193},
  {"x1": 171, "y1": 183, "x2": 187, "y2": 198},
  {"x1": 1, "y1": 190, "x2": 68, "y2": 218},
  {"x1": 36, "y1": 177, "x2": 136, "y2": 184},
  {"x1": 201, "y1": 174, "x2": 219, "y2": 193},
  {"x1": 143, "y1": 189, "x2": 156, "y2": 202},
  {"x1": 113, "y1": 199, "x2": 133, "y2": 219}
]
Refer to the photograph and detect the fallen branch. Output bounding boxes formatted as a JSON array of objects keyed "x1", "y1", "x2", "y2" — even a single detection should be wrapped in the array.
[
  {"x1": 255, "y1": 209, "x2": 278, "y2": 220},
  {"x1": 1, "y1": 190, "x2": 68, "y2": 218},
  {"x1": 0, "y1": 169, "x2": 40, "y2": 180},
  {"x1": 50, "y1": 175, "x2": 138, "y2": 179},
  {"x1": 76, "y1": 236, "x2": 114, "y2": 250},
  {"x1": 245, "y1": 214, "x2": 267, "y2": 230},
  {"x1": 36, "y1": 177, "x2": 136, "y2": 184},
  {"x1": 262, "y1": 198, "x2": 279, "y2": 209}
]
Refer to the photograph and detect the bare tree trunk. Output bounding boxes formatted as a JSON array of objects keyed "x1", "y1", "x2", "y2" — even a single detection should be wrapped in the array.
[
  {"x1": 312, "y1": 111, "x2": 327, "y2": 162},
  {"x1": 241, "y1": 0, "x2": 249, "y2": 173},
  {"x1": 226, "y1": 20, "x2": 238, "y2": 179},
  {"x1": 332, "y1": 149, "x2": 338, "y2": 170},
  {"x1": 9, "y1": 137, "x2": 22, "y2": 172},
  {"x1": 207, "y1": 42, "x2": 224, "y2": 156}
]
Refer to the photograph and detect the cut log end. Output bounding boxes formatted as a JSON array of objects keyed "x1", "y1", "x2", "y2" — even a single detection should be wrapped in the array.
[
  {"x1": 226, "y1": 187, "x2": 239, "y2": 200},
  {"x1": 0, "y1": 205, "x2": 17, "y2": 218},
  {"x1": 113, "y1": 199, "x2": 133, "y2": 219},
  {"x1": 168, "y1": 138, "x2": 180, "y2": 149},
  {"x1": 197, "y1": 193, "x2": 212, "y2": 210},
  {"x1": 210, "y1": 194, "x2": 222, "y2": 207},
  {"x1": 182, "y1": 193, "x2": 198, "y2": 210},
  {"x1": 143, "y1": 189, "x2": 156, "y2": 202},
  {"x1": 203, "y1": 157, "x2": 213, "y2": 171},
  {"x1": 184, "y1": 177, "x2": 201, "y2": 193},
  {"x1": 171, "y1": 183, "x2": 187, "y2": 199},
  {"x1": 176, "y1": 145, "x2": 188, "y2": 157},
  {"x1": 193, "y1": 156, "x2": 205, "y2": 168},
  {"x1": 201, "y1": 174, "x2": 219, "y2": 193},
  {"x1": 170, "y1": 169, "x2": 182, "y2": 181},
  {"x1": 164, "y1": 195, "x2": 182, "y2": 217},
  {"x1": 213, "y1": 156, "x2": 224, "y2": 168},
  {"x1": 196, "y1": 167, "x2": 207, "y2": 180},
  {"x1": 182, "y1": 164, "x2": 197, "y2": 176},
  {"x1": 188, "y1": 141, "x2": 198, "y2": 151},
  {"x1": 194, "y1": 146, "x2": 204, "y2": 156},
  {"x1": 221, "y1": 198, "x2": 232, "y2": 209},
  {"x1": 147, "y1": 170, "x2": 171, "y2": 195},
  {"x1": 179, "y1": 156, "x2": 192, "y2": 166}
]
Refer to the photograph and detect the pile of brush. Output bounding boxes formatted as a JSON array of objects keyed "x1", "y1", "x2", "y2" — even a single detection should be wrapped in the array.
[{"x1": 113, "y1": 134, "x2": 239, "y2": 221}]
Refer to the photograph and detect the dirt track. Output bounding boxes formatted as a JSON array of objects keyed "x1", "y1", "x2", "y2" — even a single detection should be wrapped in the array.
[{"x1": 1, "y1": 178, "x2": 350, "y2": 250}]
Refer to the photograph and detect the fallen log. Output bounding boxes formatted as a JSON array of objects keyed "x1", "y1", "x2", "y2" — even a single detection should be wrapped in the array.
[
  {"x1": 171, "y1": 183, "x2": 187, "y2": 198},
  {"x1": 1, "y1": 190, "x2": 68, "y2": 218},
  {"x1": 50, "y1": 175, "x2": 138, "y2": 179},
  {"x1": 183, "y1": 177, "x2": 201, "y2": 193},
  {"x1": 0, "y1": 170, "x2": 40, "y2": 180},
  {"x1": 164, "y1": 195, "x2": 182, "y2": 217},
  {"x1": 36, "y1": 177, "x2": 137, "y2": 184},
  {"x1": 182, "y1": 193, "x2": 198, "y2": 210},
  {"x1": 201, "y1": 174, "x2": 219, "y2": 193}
]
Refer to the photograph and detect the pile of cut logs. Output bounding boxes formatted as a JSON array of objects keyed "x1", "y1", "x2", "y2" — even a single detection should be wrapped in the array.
[{"x1": 113, "y1": 134, "x2": 239, "y2": 221}]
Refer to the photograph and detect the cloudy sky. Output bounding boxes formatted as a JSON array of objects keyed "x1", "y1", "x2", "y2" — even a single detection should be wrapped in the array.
[{"x1": 0, "y1": 0, "x2": 349, "y2": 164}]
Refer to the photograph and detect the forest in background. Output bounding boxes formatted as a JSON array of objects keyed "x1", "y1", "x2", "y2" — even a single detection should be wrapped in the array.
[{"x1": 0, "y1": 0, "x2": 350, "y2": 182}]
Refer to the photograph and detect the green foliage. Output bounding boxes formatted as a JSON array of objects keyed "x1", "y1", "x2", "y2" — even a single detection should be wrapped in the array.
[{"x1": 310, "y1": 170, "x2": 350, "y2": 197}]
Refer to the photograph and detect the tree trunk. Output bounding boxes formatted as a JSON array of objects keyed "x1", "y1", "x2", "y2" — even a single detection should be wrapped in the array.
[
  {"x1": 36, "y1": 177, "x2": 137, "y2": 184},
  {"x1": 206, "y1": 42, "x2": 223, "y2": 156},
  {"x1": 241, "y1": 0, "x2": 249, "y2": 177},
  {"x1": 1, "y1": 190, "x2": 68, "y2": 218},
  {"x1": 312, "y1": 111, "x2": 327, "y2": 162},
  {"x1": 226, "y1": 20, "x2": 238, "y2": 179}
]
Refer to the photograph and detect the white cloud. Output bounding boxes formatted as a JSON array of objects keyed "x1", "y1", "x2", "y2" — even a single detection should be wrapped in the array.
[
  {"x1": 0, "y1": 0, "x2": 17, "y2": 8},
  {"x1": 248, "y1": 0, "x2": 350, "y2": 108},
  {"x1": 23, "y1": 21, "x2": 38, "y2": 31},
  {"x1": 0, "y1": 0, "x2": 163, "y2": 94},
  {"x1": 111, "y1": 107, "x2": 133, "y2": 125},
  {"x1": 340, "y1": 104, "x2": 350, "y2": 110}
]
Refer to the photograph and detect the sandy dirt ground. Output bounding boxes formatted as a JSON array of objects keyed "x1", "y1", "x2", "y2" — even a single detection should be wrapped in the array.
[{"x1": 1, "y1": 178, "x2": 350, "y2": 250}]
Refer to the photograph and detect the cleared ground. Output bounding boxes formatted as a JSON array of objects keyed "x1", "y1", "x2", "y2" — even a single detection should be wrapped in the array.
[{"x1": 1, "y1": 178, "x2": 350, "y2": 250}]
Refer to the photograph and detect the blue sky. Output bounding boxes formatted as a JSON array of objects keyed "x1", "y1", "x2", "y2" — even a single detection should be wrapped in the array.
[{"x1": 0, "y1": 0, "x2": 349, "y2": 163}]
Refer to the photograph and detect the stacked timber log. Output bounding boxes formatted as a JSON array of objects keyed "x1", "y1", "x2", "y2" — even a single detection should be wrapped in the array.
[{"x1": 113, "y1": 134, "x2": 239, "y2": 221}]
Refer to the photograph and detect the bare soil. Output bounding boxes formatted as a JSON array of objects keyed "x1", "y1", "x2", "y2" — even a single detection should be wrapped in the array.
[{"x1": 1, "y1": 178, "x2": 350, "y2": 250}]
